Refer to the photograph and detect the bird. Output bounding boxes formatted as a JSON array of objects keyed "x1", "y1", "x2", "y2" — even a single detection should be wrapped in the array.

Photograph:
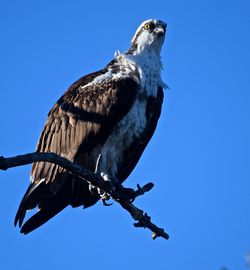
[{"x1": 14, "y1": 19, "x2": 167, "y2": 234}]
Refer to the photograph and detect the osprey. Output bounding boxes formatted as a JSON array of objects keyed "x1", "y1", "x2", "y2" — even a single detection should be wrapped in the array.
[{"x1": 15, "y1": 19, "x2": 167, "y2": 234}]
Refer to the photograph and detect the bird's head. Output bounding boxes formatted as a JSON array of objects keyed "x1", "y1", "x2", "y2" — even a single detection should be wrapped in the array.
[{"x1": 129, "y1": 19, "x2": 167, "y2": 55}]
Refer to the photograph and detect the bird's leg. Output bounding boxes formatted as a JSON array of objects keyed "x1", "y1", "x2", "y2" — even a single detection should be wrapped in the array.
[
  {"x1": 89, "y1": 153, "x2": 149, "y2": 205},
  {"x1": 88, "y1": 154, "x2": 118, "y2": 206},
  {"x1": 88, "y1": 154, "x2": 103, "y2": 196},
  {"x1": 99, "y1": 172, "x2": 119, "y2": 206}
]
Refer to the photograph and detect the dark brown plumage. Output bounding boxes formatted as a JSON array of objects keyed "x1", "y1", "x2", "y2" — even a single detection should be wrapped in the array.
[{"x1": 14, "y1": 19, "x2": 166, "y2": 234}]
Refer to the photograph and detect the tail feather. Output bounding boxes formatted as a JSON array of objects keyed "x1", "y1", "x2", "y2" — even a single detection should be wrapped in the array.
[
  {"x1": 20, "y1": 200, "x2": 68, "y2": 234},
  {"x1": 15, "y1": 181, "x2": 70, "y2": 234},
  {"x1": 14, "y1": 180, "x2": 46, "y2": 228},
  {"x1": 15, "y1": 175, "x2": 100, "y2": 234}
]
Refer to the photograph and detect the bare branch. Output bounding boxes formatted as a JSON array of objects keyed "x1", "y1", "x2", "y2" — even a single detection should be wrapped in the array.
[{"x1": 0, "y1": 152, "x2": 169, "y2": 240}]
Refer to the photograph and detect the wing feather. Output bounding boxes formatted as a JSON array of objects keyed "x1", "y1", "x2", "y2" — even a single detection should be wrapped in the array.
[
  {"x1": 32, "y1": 73, "x2": 138, "y2": 183},
  {"x1": 15, "y1": 67, "x2": 139, "y2": 230}
]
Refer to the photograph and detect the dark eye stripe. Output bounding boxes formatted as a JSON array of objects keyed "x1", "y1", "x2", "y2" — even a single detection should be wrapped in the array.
[{"x1": 132, "y1": 21, "x2": 155, "y2": 45}]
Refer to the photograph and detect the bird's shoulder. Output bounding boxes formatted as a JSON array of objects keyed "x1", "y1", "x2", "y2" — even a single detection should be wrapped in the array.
[{"x1": 48, "y1": 59, "x2": 138, "y2": 117}]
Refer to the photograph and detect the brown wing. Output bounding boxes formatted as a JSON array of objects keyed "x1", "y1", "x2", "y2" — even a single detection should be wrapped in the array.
[
  {"x1": 32, "y1": 72, "x2": 138, "y2": 186},
  {"x1": 15, "y1": 68, "x2": 138, "y2": 233},
  {"x1": 117, "y1": 87, "x2": 164, "y2": 181}
]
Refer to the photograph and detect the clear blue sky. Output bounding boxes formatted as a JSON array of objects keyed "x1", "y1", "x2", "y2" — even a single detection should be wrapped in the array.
[{"x1": 0, "y1": 0, "x2": 249, "y2": 269}]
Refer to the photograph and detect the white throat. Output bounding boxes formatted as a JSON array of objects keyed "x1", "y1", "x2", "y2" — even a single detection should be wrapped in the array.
[{"x1": 115, "y1": 47, "x2": 166, "y2": 97}]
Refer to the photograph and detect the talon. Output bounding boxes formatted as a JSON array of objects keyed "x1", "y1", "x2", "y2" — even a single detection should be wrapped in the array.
[
  {"x1": 100, "y1": 191, "x2": 113, "y2": 206},
  {"x1": 101, "y1": 198, "x2": 113, "y2": 206}
]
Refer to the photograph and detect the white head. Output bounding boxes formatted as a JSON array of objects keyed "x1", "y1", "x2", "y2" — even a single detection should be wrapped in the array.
[{"x1": 128, "y1": 19, "x2": 167, "y2": 55}]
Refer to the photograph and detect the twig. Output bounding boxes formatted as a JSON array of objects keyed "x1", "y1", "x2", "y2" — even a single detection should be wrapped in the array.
[{"x1": 0, "y1": 152, "x2": 169, "y2": 240}]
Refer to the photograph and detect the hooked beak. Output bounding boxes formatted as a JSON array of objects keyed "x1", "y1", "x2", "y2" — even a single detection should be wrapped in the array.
[{"x1": 154, "y1": 22, "x2": 167, "y2": 36}]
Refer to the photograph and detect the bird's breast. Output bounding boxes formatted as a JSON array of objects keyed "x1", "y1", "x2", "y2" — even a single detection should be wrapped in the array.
[{"x1": 90, "y1": 98, "x2": 147, "y2": 177}]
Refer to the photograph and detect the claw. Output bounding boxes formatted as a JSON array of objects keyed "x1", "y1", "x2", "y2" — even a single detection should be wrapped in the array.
[
  {"x1": 91, "y1": 155, "x2": 118, "y2": 206},
  {"x1": 100, "y1": 191, "x2": 113, "y2": 206},
  {"x1": 101, "y1": 198, "x2": 113, "y2": 206}
]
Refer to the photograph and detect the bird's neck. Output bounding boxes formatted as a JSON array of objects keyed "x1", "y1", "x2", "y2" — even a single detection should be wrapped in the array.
[
  {"x1": 114, "y1": 46, "x2": 165, "y2": 97},
  {"x1": 126, "y1": 42, "x2": 162, "y2": 57},
  {"x1": 125, "y1": 46, "x2": 163, "y2": 76}
]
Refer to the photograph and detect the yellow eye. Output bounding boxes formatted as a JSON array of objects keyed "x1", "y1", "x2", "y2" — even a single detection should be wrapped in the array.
[{"x1": 144, "y1": 23, "x2": 150, "y2": 30}]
